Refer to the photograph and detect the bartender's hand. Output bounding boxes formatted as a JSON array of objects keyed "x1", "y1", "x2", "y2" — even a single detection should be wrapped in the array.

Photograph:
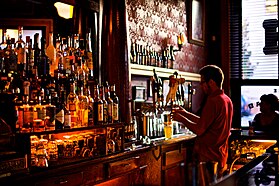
[
  {"x1": 172, "y1": 105, "x2": 188, "y2": 116},
  {"x1": 171, "y1": 106, "x2": 187, "y2": 122},
  {"x1": 172, "y1": 112, "x2": 185, "y2": 123}
]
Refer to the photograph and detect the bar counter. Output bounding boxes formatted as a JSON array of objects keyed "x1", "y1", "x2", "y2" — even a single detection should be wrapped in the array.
[
  {"x1": 212, "y1": 129, "x2": 278, "y2": 186},
  {"x1": 0, "y1": 133, "x2": 196, "y2": 186}
]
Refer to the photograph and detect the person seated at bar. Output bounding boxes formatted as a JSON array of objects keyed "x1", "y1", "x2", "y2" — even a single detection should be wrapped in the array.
[{"x1": 252, "y1": 94, "x2": 279, "y2": 136}]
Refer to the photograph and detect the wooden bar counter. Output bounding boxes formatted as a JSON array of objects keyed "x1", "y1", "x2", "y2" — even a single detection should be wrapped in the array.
[
  {"x1": 212, "y1": 129, "x2": 278, "y2": 186},
  {"x1": 0, "y1": 133, "x2": 196, "y2": 186}
]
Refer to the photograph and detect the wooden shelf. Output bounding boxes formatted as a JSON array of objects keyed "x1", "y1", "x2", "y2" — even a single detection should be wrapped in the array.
[{"x1": 130, "y1": 64, "x2": 200, "y2": 82}]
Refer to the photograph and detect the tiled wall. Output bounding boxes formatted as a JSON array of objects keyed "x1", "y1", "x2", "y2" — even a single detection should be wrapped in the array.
[{"x1": 126, "y1": 0, "x2": 206, "y2": 74}]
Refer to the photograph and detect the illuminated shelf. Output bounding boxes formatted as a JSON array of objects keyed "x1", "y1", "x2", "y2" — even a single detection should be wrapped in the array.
[{"x1": 130, "y1": 64, "x2": 200, "y2": 81}]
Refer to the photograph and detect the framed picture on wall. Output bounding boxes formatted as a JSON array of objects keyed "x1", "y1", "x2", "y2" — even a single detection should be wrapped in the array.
[{"x1": 187, "y1": 0, "x2": 205, "y2": 46}]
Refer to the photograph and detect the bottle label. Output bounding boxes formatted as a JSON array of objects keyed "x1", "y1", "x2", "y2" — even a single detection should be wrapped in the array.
[
  {"x1": 98, "y1": 104, "x2": 103, "y2": 121},
  {"x1": 69, "y1": 103, "x2": 76, "y2": 111},
  {"x1": 64, "y1": 114, "x2": 71, "y2": 127},
  {"x1": 113, "y1": 103, "x2": 119, "y2": 121},
  {"x1": 103, "y1": 105, "x2": 108, "y2": 123},
  {"x1": 16, "y1": 109, "x2": 24, "y2": 129},
  {"x1": 56, "y1": 110, "x2": 65, "y2": 124},
  {"x1": 24, "y1": 109, "x2": 33, "y2": 125},
  {"x1": 87, "y1": 52, "x2": 93, "y2": 69},
  {"x1": 17, "y1": 48, "x2": 26, "y2": 64},
  {"x1": 107, "y1": 103, "x2": 113, "y2": 122}
]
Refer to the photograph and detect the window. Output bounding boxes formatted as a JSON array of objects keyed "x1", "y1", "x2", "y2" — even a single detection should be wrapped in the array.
[
  {"x1": 230, "y1": 0, "x2": 278, "y2": 127},
  {"x1": 242, "y1": 0, "x2": 278, "y2": 79}
]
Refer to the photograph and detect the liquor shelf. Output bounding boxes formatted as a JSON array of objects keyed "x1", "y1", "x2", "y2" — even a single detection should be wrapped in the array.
[{"x1": 130, "y1": 63, "x2": 201, "y2": 81}]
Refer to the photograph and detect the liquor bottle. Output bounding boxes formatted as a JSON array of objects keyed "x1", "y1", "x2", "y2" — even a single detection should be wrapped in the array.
[
  {"x1": 45, "y1": 97, "x2": 56, "y2": 131},
  {"x1": 104, "y1": 81, "x2": 113, "y2": 123},
  {"x1": 33, "y1": 33, "x2": 40, "y2": 77},
  {"x1": 138, "y1": 45, "x2": 143, "y2": 65},
  {"x1": 150, "y1": 48, "x2": 156, "y2": 66},
  {"x1": 169, "y1": 46, "x2": 175, "y2": 69},
  {"x1": 15, "y1": 26, "x2": 26, "y2": 76},
  {"x1": 162, "y1": 49, "x2": 167, "y2": 68},
  {"x1": 77, "y1": 86, "x2": 89, "y2": 127},
  {"x1": 115, "y1": 129, "x2": 122, "y2": 152},
  {"x1": 60, "y1": 87, "x2": 71, "y2": 129},
  {"x1": 33, "y1": 91, "x2": 46, "y2": 131},
  {"x1": 25, "y1": 36, "x2": 33, "y2": 78},
  {"x1": 52, "y1": 91, "x2": 63, "y2": 130},
  {"x1": 6, "y1": 37, "x2": 17, "y2": 72},
  {"x1": 46, "y1": 32, "x2": 57, "y2": 77},
  {"x1": 135, "y1": 43, "x2": 140, "y2": 65},
  {"x1": 99, "y1": 85, "x2": 108, "y2": 124},
  {"x1": 85, "y1": 87, "x2": 94, "y2": 126},
  {"x1": 93, "y1": 83, "x2": 103, "y2": 125},
  {"x1": 85, "y1": 29, "x2": 93, "y2": 72},
  {"x1": 110, "y1": 84, "x2": 119, "y2": 123},
  {"x1": 61, "y1": 37, "x2": 70, "y2": 71},
  {"x1": 130, "y1": 42, "x2": 136, "y2": 64},
  {"x1": 47, "y1": 134, "x2": 58, "y2": 162},
  {"x1": 40, "y1": 37, "x2": 51, "y2": 90},
  {"x1": 54, "y1": 35, "x2": 63, "y2": 80},
  {"x1": 14, "y1": 92, "x2": 24, "y2": 132},
  {"x1": 107, "y1": 131, "x2": 115, "y2": 154},
  {"x1": 67, "y1": 83, "x2": 78, "y2": 127}
]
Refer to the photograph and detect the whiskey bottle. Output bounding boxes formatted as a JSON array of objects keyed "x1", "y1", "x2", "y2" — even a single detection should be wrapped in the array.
[
  {"x1": 110, "y1": 84, "x2": 119, "y2": 123},
  {"x1": 104, "y1": 81, "x2": 113, "y2": 123},
  {"x1": 15, "y1": 26, "x2": 26, "y2": 76},
  {"x1": 93, "y1": 84, "x2": 103, "y2": 125},
  {"x1": 77, "y1": 86, "x2": 89, "y2": 127},
  {"x1": 85, "y1": 87, "x2": 94, "y2": 126},
  {"x1": 130, "y1": 42, "x2": 136, "y2": 64},
  {"x1": 67, "y1": 83, "x2": 78, "y2": 127},
  {"x1": 99, "y1": 85, "x2": 108, "y2": 124},
  {"x1": 52, "y1": 91, "x2": 64, "y2": 130}
]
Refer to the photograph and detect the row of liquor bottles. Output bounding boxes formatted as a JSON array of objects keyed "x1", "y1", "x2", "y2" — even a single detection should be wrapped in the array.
[
  {"x1": 30, "y1": 128, "x2": 122, "y2": 168},
  {"x1": 0, "y1": 26, "x2": 120, "y2": 133},
  {"x1": 0, "y1": 26, "x2": 93, "y2": 79},
  {"x1": 12, "y1": 81, "x2": 119, "y2": 133},
  {"x1": 130, "y1": 42, "x2": 175, "y2": 69}
]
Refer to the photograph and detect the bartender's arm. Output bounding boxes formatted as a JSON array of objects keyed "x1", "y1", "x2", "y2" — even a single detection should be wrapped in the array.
[{"x1": 172, "y1": 106, "x2": 200, "y2": 123}]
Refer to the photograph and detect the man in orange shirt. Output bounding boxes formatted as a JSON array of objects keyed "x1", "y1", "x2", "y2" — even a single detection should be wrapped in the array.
[{"x1": 172, "y1": 65, "x2": 233, "y2": 177}]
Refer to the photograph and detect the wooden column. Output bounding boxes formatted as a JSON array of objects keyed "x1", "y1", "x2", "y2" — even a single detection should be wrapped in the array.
[{"x1": 101, "y1": 0, "x2": 130, "y2": 124}]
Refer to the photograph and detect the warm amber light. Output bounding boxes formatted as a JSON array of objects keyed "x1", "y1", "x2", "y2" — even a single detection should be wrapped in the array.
[{"x1": 54, "y1": 2, "x2": 74, "y2": 19}]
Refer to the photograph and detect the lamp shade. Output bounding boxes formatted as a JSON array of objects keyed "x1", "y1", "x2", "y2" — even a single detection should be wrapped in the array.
[{"x1": 54, "y1": 2, "x2": 74, "y2": 19}]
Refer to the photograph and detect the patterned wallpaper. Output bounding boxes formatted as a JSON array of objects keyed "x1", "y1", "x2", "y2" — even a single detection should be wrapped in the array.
[{"x1": 126, "y1": 0, "x2": 206, "y2": 73}]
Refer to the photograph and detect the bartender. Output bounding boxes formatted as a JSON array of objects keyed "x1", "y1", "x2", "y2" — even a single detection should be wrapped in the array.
[{"x1": 172, "y1": 65, "x2": 233, "y2": 178}]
